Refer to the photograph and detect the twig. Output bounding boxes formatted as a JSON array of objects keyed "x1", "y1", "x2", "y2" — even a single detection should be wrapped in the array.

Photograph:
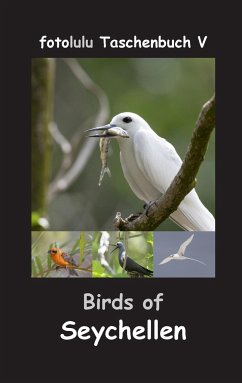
[
  {"x1": 48, "y1": 58, "x2": 110, "y2": 200},
  {"x1": 33, "y1": 265, "x2": 92, "y2": 278},
  {"x1": 49, "y1": 121, "x2": 72, "y2": 154},
  {"x1": 114, "y1": 95, "x2": 215, "y2": 231}
]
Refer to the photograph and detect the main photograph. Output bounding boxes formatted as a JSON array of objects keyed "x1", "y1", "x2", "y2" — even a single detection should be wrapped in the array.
[{"x1": 32, "y1": 58, "x2": 215, "y2": 231}]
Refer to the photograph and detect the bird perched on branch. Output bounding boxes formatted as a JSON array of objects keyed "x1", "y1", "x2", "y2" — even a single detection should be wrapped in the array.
[
  {"x1": 111, "y1": 241, "x2": 153, "y2": 277},
  {"x1": 48, "y1": 246, "x2": 79, "y2": 276},
  {"x1": 87, "y1": 112, "x2": 215, "y2": 231},
  {"x1": 159, "y1": 234, "x2": 206, "y2": 265}
]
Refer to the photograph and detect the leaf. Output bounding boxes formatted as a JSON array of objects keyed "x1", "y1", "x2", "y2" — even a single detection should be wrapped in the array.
[
  {"x1": 35, "y1": 256, "x2": 44, "y2": 275},
  {"x1": 31, "y1": 259, "x2": 37, "y2": 277},
  {"x1": 92, "y1": 260, "x2": 104, "y2": 274},
  {"x1": 92, "y1": 232, "x2": 101, "y2": 254},
  {"x1": 72, "y1": 238, "x2": 80, "y2": 251},
  {"x1": 31, "y1": 211, "x2": 41, "y2": 226},
  {"x1": 49, "y1": 241, "x2": 60, "y2": 250},
  {"x1": 31, "y1": 212, "x2": 49, "y2": 230},
  {"x1": 31, "y1": 232, "x2": 46, "y2": 251},
  {"x1": 92, "y1": 260, "x2": 112, "y2": 278},
  {"x1": 79, "y1": 232, "x2": 85, "y2": 265},
  {"x1": 68, "y1": 248, "x2": 80, "y2": 256},
  {"x1": 92, "y1": 271, "x2": 112, "y2": 278},
  {"x1": 47, "y1": 253, "x2": 52, "y2": 269},
  {"x1": 59, "y1": 240, "x2": 70, "y2": 248}
]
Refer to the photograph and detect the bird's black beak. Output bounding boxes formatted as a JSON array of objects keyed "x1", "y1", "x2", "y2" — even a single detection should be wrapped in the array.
[
  {"x1": 85, "y1": 124, "x2": 117, "y2": 138},
  {"x1": 110, "y1": 244, "x2": 118, "y2": 254},
  {"x1": 85, "y1": 124, "x2": 129, "y2": 138}
]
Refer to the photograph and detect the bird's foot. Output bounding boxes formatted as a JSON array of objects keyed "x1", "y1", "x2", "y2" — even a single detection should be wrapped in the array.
[
  {"x1": 126, "y1": 212, "x2": 142, "y2": 222},
  {"x1": 113, "y1": 211, "x2": 142, "y2": 228},
  {"x1": 113, "y1": 211, "x2": 128, "y2": 227},
  {"x1": 128, "y1": 272, "x2": 144, "y2": 278},
  {"x1": 144, "y1": 200, "x2": 159, "y2": 216}
]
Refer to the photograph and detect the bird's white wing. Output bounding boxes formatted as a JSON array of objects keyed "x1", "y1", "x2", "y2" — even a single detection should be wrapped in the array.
[
  {"x1": 133, "y1": 129, "x2": 215, "y2": 231},
  {"x1": 177, "y1": 234, "x2": 194, "y2": 256},
  {"x1": 133, "y1": 129, "x2": 182, "y2": 195},
  {"x1": 183, "y1": 256, "x2": 206, "y2": 266},
  {"x1": 159, "y1": 256, "x2": 173, "y2": 265}
]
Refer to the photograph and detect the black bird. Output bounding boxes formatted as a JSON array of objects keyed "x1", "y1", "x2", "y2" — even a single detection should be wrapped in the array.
[{"x1": 111, "y1": 241, "x2": 153, "y2": 277}]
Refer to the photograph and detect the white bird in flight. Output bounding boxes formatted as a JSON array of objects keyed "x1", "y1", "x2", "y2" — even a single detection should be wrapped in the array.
[
  {"x1": 87, "y1": 112, "x2": 215, "y2": 231},
  {"x1": 159, "y1": 234, "x2": 206, "y2": 265}
]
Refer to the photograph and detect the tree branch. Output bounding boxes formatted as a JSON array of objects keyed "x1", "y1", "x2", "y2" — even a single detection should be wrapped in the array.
[
  {"x1": 48, "y1": 58, "x2": 110, "y2": 201},
  {"x1": 114, "y1": 95, "x2": 215, "y2": 231}
]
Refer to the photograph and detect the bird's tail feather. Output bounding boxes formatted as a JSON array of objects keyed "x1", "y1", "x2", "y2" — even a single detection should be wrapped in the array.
[
  {"x1": 140, "y1": 266, "x2": 153, "y2": 276},
  {"x1": 68, "y1": 267, "x2": 79, "y2": 276},
  {"x1": 170, "y1": 190, "x2": 215, "y2": 231}
]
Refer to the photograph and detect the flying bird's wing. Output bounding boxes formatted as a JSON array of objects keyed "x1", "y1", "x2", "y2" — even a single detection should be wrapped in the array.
[
  {"x1": 159, "y1": 256, "x2": 173, "y2": 265},
  {"x1": 182, "y1": 256, "x2": 206, "y2": 266},
  {"x1": 177, "y1": 234, "x2": 194, "y2": 256}
]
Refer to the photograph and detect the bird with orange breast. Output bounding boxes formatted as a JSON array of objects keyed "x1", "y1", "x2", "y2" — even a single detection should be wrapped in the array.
[{"x1": 48, "y1": 245, "x2": 79, "y2": 276}]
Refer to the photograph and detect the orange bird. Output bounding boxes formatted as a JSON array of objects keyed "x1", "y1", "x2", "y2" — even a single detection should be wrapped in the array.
[{"x1": 48, "y1": 246, "x2": 79, "y2": 276}]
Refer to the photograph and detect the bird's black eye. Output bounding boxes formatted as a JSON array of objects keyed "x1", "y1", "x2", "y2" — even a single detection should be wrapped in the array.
[{"x1": 122, "y1": 116, "x2": 132, "y2": 123}]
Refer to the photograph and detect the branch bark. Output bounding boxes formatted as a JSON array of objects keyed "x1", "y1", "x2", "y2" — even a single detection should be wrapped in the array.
[{"x1": 114, "y1": 95, "x2": 215, "y2": 231}]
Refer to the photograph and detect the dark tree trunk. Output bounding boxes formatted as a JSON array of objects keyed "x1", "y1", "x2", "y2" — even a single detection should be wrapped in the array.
[{"x1": 31, "y1": 58, "x2": 55, "y2": 228}]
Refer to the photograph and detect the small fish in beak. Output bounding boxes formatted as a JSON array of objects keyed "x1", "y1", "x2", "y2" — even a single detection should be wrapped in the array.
[
  {"x1": 86, "y1": 124, "x2": 129, "y2": 186},
  {"x1": 105, "y1": 126, "x2": 129, "y2": 138},
  {"x1": 98, "y1": 137, "x2": 111, "y2": 186},
  {"x1": 86, "y1": 124, "x2": 129, "y2": 138}
]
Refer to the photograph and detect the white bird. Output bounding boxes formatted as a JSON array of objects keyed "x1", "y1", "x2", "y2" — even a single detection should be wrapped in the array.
[
  {"x1": 159, "y1": 234, "x2": 206, "y2": 265},
  {"x1": 87, "y1": 112, "x2": 215, "y2": 231}
]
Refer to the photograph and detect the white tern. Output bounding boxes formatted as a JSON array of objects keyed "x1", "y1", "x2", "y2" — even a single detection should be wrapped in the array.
[
  {"x1": 88, "y1": 112, "x2": 215, "y2": 231},
  {"x1": 159, "y1": 234, "x2": 206, "y2": 265}
]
